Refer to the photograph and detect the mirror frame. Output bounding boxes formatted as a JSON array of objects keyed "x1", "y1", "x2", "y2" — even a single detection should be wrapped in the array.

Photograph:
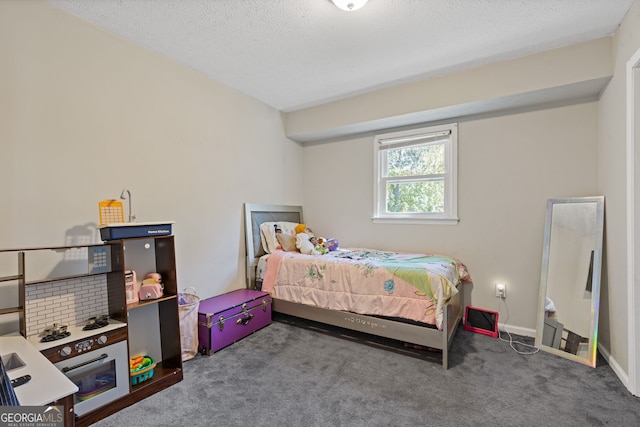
[{"x1": 535, "y1": 196, "x2": 605, "y2": 367}]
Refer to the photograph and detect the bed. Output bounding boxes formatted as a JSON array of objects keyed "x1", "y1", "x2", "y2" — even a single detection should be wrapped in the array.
[{"x1": 244, "y1": 203, "x2": 470, "y2": 369}]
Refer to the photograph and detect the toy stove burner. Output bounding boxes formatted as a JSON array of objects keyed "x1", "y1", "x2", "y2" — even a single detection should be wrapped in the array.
[
  {"x1": 40, "y1": 324, "x2": 70, "y2": 342},
  {"x1": 83, "y1": 315, "x2": 110, "y2": 331}
]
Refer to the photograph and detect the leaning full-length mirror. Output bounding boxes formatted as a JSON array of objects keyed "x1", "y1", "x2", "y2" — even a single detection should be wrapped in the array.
[{"x1": 535, "y1": 196, "x2": 605, "y2": 367}]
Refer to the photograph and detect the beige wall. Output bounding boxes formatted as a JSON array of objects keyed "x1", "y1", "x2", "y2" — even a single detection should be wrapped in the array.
[
  {"x1": 597, "y1": 0, "x2": 640, "y2": 378},
  {"x1": 3, "y1": 0, "x2": 639, "y2": 389},
  {"x1": 302, "y1": 103, "x2": 598, "y2": 333},
  {"x1": 0, "y1": 1, "x2": 304, "y2": 299}
]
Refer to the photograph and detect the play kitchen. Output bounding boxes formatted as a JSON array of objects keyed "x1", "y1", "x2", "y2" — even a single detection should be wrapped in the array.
[{"x1": 0, "y1": 225, "x2": 183, "y2": 426}]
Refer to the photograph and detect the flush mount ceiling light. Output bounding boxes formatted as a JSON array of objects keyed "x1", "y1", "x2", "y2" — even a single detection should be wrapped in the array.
[{"x1": 331, "y1": 0, "x2": 368, "y2": 12}]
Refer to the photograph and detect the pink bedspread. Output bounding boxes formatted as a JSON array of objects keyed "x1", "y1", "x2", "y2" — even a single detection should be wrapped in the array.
[{"x1": 262, "y1": 249, "x2": 470, "y2": 330}]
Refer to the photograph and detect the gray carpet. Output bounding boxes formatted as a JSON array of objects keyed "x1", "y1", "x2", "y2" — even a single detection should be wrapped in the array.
[{"x1": 93, "y1": 315, "x2": 639, "y2": 427}]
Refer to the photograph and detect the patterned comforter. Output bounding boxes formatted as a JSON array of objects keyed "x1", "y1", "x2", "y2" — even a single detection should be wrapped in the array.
[{"x1": 261, "y1": 249, "x2": 471, "y2": 330}]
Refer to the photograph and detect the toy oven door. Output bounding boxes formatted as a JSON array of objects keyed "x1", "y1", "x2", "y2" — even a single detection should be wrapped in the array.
[{"x1": 54, "y1": 340, "x2": 129, "y2": 417}]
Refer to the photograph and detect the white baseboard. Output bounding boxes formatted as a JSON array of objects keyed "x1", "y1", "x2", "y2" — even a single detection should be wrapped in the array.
[
  {"x1": 498, "y1": 322, "x2": 535, "y2": 338},
  {"x1": 597, "y1": 345, "x2": 631, "y2": 393}
]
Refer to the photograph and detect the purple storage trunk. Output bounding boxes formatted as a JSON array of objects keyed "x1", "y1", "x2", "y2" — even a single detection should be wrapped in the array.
[{"x1": 198, "y1": 289, "x2": 272, "y2": 355}]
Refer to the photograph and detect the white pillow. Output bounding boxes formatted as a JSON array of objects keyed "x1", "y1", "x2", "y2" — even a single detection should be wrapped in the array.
[{"x1": 259, "y1": 221, "x2": 299, "y2": 253}]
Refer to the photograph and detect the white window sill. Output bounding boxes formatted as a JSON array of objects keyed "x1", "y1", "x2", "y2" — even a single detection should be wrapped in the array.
[{"x1": 371, "y1": 216, "x2": 459, "y2": 225}]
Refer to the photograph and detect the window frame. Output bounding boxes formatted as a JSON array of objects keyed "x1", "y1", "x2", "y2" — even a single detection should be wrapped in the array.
[{"x1": 372, "y1": 123, "x2": 459, "y2": 225}]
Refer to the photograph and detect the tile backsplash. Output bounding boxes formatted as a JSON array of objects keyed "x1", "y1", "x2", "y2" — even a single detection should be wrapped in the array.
[{"x1": 25, "y1": 275, "x2": 109, "y2": 338}]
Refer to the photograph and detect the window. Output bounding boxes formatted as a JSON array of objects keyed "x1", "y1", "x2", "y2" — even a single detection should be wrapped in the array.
[{"x1": 373, "y1": 123, "x2": 458, "y2": 224}]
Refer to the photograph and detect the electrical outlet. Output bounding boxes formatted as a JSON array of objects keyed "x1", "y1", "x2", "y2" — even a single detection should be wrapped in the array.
[{"x1": 495, "y1": 283, "x2": 506, "y2": 299}]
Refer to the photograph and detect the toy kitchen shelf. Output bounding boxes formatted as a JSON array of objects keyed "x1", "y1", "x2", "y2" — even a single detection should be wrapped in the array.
[
  {"x1": 77, "y1": 234, "x2": 183, "y2": 427},
  {"x1": 0, "y1": 236, "x2": 183, "y2": 427},
  {"x1": 0, "y1": 251, "x2": 25, "y2": 336}
]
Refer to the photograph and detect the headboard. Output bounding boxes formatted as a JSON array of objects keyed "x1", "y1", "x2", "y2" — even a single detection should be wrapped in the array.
[{"x1": 244, "y1": 203, "x2": 303, "y2": 289}]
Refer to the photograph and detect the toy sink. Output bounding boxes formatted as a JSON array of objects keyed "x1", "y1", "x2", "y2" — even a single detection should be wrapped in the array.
[
  {"x1": 99, "y1": 221, "x2": 174, "y2": 241},
  {"x1": 1, "y1": 353, "x2": 26, "y2": 372}
]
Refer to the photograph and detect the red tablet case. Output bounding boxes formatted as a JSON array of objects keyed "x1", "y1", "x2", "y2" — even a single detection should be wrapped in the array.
[{"x1": 463, "y1": 306, "x2": 499, "y2": 338}]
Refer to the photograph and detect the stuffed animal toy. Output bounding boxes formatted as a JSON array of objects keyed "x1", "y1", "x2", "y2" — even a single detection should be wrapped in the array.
[
  {"x1": 313, "y1": 235, "x2": 339, "y2": 252},
  {"x1": 312, "y1": 236, "x2": 329, "y2": 255},
  {"x1": 326, "y1": 238, "x2": 339, "y2": 251},
  {"x1": 295, "y1": 224, "x2": 332, "y2": 255},
  {"x1": 296, "y1": 232, "x2": 320, "y2": 255},
  {"x1": 295, "y1": 223, "x2": 314, "y2": 235}
]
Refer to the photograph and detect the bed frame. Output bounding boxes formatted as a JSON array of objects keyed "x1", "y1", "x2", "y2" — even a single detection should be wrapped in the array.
[{"x1": 244, "y1": 203, "x2": 463, "y2": 369}]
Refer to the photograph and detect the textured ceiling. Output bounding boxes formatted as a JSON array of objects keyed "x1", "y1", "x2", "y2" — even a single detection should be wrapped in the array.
[{"x1": 49, "y1": 0, "x2": 634, "y2": 112}]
